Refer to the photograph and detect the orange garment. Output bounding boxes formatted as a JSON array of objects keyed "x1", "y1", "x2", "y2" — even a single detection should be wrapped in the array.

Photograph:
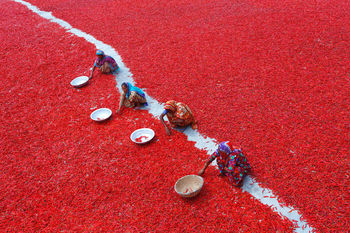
[{"x1": 164, "y1": 100, "x2": 198, "y2": 129}]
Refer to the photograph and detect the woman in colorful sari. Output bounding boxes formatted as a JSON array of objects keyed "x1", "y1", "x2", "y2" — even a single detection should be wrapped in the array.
[
  {"x1": 198, "y1": 141, "x2": 251, "y2": 187},
  {"x1": 89, "y1": 50, "x2": 119, "y2": 79},
  {"x1": 160, "y1": 100, "x2": 197, "y2": 135},
  {"x1": 116, "y1": 82, "x2": 147, "y2": 114}
]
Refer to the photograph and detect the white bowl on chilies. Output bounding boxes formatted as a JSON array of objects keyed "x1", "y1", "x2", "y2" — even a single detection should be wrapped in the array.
[
  {"x1": 90, "y1": 108, "x2": 112, "y2": 122},
  {"x1": 130, "y1": 128, "x2": 155, "y2": 144},
  {"x1": 70, "y1": 76, "x2": 89, "y2": 88}
]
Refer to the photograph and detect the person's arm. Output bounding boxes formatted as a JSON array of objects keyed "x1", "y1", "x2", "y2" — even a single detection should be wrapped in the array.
[
  {"x1": 89, "y1": 65, "x2": 96, "y2": 79},
  {"x1": 198, "y1": 152, "x2": 217, "y2": 176},
  {"x1": 198, "y1": 159, "x2": 212, "y2": 176},
  {"x1": 116, "y1": 93, "x2": 126, "y2": 114},
  {"x1": 160, "y1": 112, "x2": 171, "y2": 135}
]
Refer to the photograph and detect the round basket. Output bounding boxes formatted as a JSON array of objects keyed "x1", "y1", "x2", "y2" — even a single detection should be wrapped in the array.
[{"x1": 174, "y1": 175, "x2": 204, "y2": 198}]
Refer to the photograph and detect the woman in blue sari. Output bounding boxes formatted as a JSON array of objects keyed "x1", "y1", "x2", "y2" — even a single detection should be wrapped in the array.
[{"x1": 116, "y1": 82, "x2": 147, "y2": 113}]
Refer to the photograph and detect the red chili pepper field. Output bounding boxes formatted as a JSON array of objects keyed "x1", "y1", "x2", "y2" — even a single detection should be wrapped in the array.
[{"x1": 1, "y1": 0, "x2": 349, "y2": 232}]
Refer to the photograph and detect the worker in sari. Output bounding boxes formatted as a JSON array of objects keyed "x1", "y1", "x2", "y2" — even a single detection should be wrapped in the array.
[
  {"x1": 89, "y1": 50, "x2": 119, "y2": 79},
  {"x1": 116, "y1": 82, "x2": 147, "y2": 114},
  {"x1": 198, "y1": 141, "x2": 251, "y2": 187},
  {"x1": 160, "y1": 100, "x2": 197, "y2": 135}
]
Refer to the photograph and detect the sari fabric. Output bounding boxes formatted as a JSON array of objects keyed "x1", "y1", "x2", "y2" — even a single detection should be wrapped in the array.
[
  {"x1": 94, "y1": 55, "x2": 119, "y2": 72},
  {"x1": 164, "y1": 100, "x2": 197, "y2": 129},
  {"x1": 124, "y1": 82, "x2": 145, "y2": 99},
  {"x1": 123, "y1": 82, "x2": 147, "y2": 107},
  {"x1": 208, "y1": 141, "x2": 251, "y2": 187}
]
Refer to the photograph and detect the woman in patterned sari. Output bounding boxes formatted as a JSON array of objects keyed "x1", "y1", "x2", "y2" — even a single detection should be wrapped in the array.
[
  {"x1": 89, "y1": 50, "x2": 119, "y2": 79},
  {"x1": 198, "y1": 141, "x2": 251, "y2": 187},
  {"x1": 116, "y1": 82, "x2": 147, "y2": 114},
  {"x1": 160, "y1": 100, "x2": 197, "y2": 135}
]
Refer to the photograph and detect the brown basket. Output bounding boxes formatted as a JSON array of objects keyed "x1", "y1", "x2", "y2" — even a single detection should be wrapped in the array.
[{"x1": 174, "y1": 175, "x2": 204, "y2": 198}]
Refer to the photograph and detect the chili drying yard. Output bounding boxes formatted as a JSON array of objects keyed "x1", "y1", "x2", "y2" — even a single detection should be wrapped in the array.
[{"x1": 0, "y1": 0, "x2": 349, "y2": 232}]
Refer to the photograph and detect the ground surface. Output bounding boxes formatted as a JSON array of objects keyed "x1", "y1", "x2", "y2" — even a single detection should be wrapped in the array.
[{"x1": 1, "y1": 0, "x2": 349, "y2": 232}]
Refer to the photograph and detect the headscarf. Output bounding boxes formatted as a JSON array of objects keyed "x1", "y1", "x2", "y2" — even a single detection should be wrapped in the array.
[
  {"x1": 122, "y1": 82, "x2": 146, "y2": 99},
  {"x1": 96, "y1": 50, "x2": 104, "y2": 56},
  {"x1": 217, "y1": 141, "x2": 239, "y2": 159},
  {"x1": 164, "y1": 100, "x2": 177, "y2": 112}
]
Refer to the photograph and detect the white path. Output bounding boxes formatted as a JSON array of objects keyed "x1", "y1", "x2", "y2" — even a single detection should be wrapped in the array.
[{"x1": 13, "y1": 0, "x2": 313, "y2": 232}]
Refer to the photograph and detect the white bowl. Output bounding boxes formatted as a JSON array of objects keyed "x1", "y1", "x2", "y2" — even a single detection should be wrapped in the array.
[
  {"x1": 174, "y1": 175, "x2": 204, "y2": 198},
  {"x1": 130, "y1": 128, "x2": 155, "y2": 144},
  {"x1": 90, "y1": 108, "x2": 112, "y2": 121},
  {"x1": 70, "y1": 76, "x2": 89, "y2": 88}
]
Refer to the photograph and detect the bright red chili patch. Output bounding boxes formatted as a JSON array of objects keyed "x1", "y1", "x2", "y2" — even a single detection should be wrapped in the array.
[
  {"x1": 22, "y1": 0, "x2": 349, "y2": 231},
  {"x1": 135, "y1": 135, "x2": 149, "y2": 143},
  {"x1": 0, "y1": 2, "x2": 296, "y2": 232}
]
